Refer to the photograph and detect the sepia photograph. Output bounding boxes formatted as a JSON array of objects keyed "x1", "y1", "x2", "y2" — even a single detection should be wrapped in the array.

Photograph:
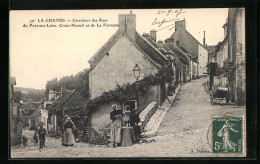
[{"x1": 9, "y1": 8, "x2": 246, "y2": 158}]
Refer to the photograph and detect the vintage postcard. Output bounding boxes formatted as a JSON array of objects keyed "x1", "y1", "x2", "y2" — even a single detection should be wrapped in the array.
[{"x1": 9, "y1": 8, "x2": 246, "y2": 158}]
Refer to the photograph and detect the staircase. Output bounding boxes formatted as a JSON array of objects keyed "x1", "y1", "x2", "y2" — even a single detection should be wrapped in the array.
[{"x1": 142, "y1": 85, "x2": 180, "y2": 137}]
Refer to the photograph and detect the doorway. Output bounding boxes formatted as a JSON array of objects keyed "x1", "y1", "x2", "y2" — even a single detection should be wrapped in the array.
[{"x1": 124, "y1": 100, "x2": 137, "y2": 112}]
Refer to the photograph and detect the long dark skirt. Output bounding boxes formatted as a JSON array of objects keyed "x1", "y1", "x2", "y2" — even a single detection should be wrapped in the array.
[{"x1": 62, "y1": 128, "x2": 75, "y2": 146}]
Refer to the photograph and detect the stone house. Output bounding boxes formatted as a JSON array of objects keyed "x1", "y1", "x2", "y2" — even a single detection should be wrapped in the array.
[
  {"x1": 46, "y1": 86, "x2": 87, "y2": 136},
  {"x1": 20, "y1": 98, "x2": 45, "y2": 127},
  {"x1": 226, "y1": 8, "x2": 246, "y2": 105},
  {"x1": 88, "y1": 12, "x2": 169, "y2": 131},
  {"x1": 10, "y1": 77, "x2": 23, "y2": 146},
  {"x1": 211, "y1": 39, "x2": 228, "y2": 88},
  {"x1": 21, "y1": 103, "x2": 37, "y2": 127},
  {"x1": 167, "y1": 20, "x2": 208, "y2": 77},
  {"x1": 187, "y1": 53, "x2": 198, "y2": 80},
  {"x1": 164, "y1": 39, "x2": 190, "y2": 84},
  {"x1": 28, "y1": 109, "x2": 48, "y2": 131},
  {"x1": 208, "y1": 19, "x2": 229, "y2": 88},
  {"x1": 142, "y1": 32, "x2": 177, "y2": 87},
  {"x1": 208, "y1": 8, "x2": 245, "y2": 106},
  {"x1": 156, "y1": 40, "x2": 178, "y2": 85}
]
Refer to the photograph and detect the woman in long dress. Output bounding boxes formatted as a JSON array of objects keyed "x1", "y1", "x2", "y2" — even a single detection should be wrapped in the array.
[
  {"x1": 62, "y1": 117, "x2": 76, "y2": 146},
  {"x1": 110, "y1": 104, "x2": 122, "y2": 147}
]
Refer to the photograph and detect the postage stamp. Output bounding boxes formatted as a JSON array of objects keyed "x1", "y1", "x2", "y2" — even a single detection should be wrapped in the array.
[{"x1": 212, "y1": 116, "x2": 243, "y2": 154}]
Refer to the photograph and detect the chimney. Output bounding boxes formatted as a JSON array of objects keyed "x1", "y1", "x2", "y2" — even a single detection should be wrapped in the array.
[
  {"x1": 118, "y1": 14, "x2": 126, "y2": 30},
  {"x1": 157, "y1": 40, "x2": 164, "y2": 48},
  {"x1": 118, "y1": 11, "x2": 136, "y2": 41},
  {"x1": 150, "y1": 29, "x2": 157, "y2": 42},
  {"x1": 61, "y1": 85, "x2": 66, "y2": 97},
  {"x1": 175, "y1": 20, "x2": 186, "y2": 31},
  {"x1": 203, "y1": 31, "x2": 206, "y2": 47}
]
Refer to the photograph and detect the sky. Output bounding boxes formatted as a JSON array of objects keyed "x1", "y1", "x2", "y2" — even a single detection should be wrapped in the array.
[{"x1": 10, "y1": 9, "x2": 229, "y2": 90}]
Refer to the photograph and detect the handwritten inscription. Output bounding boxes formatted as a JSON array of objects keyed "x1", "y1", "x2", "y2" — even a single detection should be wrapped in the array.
[{"x1": 152, "y1": 9, "x2": 186, "y2": 31}]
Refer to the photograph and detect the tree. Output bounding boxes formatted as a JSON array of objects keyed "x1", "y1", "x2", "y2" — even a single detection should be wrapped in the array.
[{"x1": 45, "y1": 69, "x2": 89, "y2": 99}]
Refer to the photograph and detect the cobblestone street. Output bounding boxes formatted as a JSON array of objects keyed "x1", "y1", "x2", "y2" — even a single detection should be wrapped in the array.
[{"x1": 11, "y1": 77, "x2": 246, "y2": 158}]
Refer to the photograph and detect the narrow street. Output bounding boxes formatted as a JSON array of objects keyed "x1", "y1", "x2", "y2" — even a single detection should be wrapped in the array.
[{"x1": 11, "y1": 77, "x2": 246, "y2": 158}]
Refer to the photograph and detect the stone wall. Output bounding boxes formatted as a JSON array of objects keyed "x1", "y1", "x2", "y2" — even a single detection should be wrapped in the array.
[
  {"x1": 227, "y1": 8, "x2": 246, "y2": 105},
  {"x1": 139, "y1": 101, "x2": 158, "y2": 129},
  {"x1": 90, "y1": 101, "x2": 122, "y2": 130},
  {"x1": 90, "y1": 84, "x2": 162, "y2": 130},
  {"x1": 234, "y1": 8, "x2": 246, "y2": 106},
  {"x1": 172, "y1": 28, "x2": 198, "y2": 58},
  {"x1": 10, "y1": 103, "x2": 22, "y2": 146},
  {"x1": 89, "y1": 36, "x2": 158, "y2": 99},
  {"x1": 198, "y1": 44, "x2": 208, "y2": 76}
]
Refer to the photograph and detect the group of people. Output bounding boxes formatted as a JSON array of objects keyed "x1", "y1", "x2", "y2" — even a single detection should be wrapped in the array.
[
  {"x1": 23, "y1": 105, "x2": 140, "y2": 149},
  {"x1": 22, "y1": 122, "x2": 47, "y2": 149},
  {"x1": 28, "y1": 117, "x2": 76, "y2": 149},
  {"x1": 110, "y1": 104, "x2": 142, "y2": 147}
]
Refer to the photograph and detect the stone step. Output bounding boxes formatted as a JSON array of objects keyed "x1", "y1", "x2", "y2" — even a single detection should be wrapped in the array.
[
  {"x1": 141, "y1": 85, "x2": 180, "y2": 137},
  {"x1": 144, "y1": 110, "x2": 162, "y2": 131}
]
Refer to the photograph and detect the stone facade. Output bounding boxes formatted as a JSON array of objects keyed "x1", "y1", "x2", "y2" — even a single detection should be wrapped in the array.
[
  {"x1": 89, "y1": 36, "x2": 158, "y2": 99},
  {"x1": 169, "y1": 20, "x2": 208, "y2": 77},
  {"x1": 211, "y1": 8, "x2": 245, "y2": 105},
  {"x1": 88, "y1": 12, "x2": 168, "y2": 131},
  {"x1": 198, "y1": 44, "x2": 208, "y2": 76},
  {"x1": 228, "y1": 8, "x2": 246, "y2": 106},
  {"x1": 10, "y1": 77, "x2": 23, "y2": 146}
]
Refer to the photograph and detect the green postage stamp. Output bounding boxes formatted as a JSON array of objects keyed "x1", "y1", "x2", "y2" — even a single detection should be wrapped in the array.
[{"x1": 212, "y1": 116, "x2": 244, "y2": 154}]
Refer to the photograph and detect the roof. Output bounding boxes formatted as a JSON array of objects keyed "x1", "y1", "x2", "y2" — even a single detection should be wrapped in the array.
[
  {"x1": 88, "y1": 30, "x2": 168, "y2": 71},
  {"x1": 52, "y1": 89, "x2": 75, "y2": 110},
  {"x1": 142, "y1": 33, "x2": 158, "y2": 48},
  {"x1": 206, "y1": 45, "x2": 216, "y2": 53},
  {"x1": 165, "y1": 43, "x2": 189, "y2": 64},
  {"x1": 88, "y1": 30, "x2": 123, "y2": 70},
  {"x1": 30, "y1": 109, "x2": 48, "y2": 119},
  {"x1": 179, "y1": 46, "x2": 198, "y2": 62},
  {"x1": 135, "y1": 32, "x2": 168, "y2": 66},
  {"x1": 143, "y1": 36, "x2": 174, "y2": 57},
  {"x1": 63, "y1": 106, "x2": 85, "y2": 118},
  {"x1": 45, "y1": 89, "x2": 87, "y2": 116},
  {"x1": 215, "y1": 37, "x2": 228, "y2": 53},
  {"x1": 211, "y1": 37, "x2": 228, "y2": 57},
  {"x1": 178, "y1": 46, "x2": 189, "y2": 53},
  {"x1": 169, "y1": 26, "x2": 208, "y2": 58},
  {"x1": 10, "y1": 77, "x2": 16, "y2": 86},
  {"x1": 170, "y1": 26, "x2": 206, "y2": 49}
]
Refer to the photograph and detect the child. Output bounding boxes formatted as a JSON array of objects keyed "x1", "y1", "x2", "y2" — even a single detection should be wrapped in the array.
[
  {"x1": 22, "y1": 135, "x2": 28, "y2": 147},
  {"x1": 123, "y1": 105, "x2": 131, "y2": 127},
  {"x1": 33, "y1": 131, "x2": 38, "y2": 147}
]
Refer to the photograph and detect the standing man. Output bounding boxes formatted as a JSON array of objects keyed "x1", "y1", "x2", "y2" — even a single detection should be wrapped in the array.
[
  {"x1": 37, "y1": 122, "x2": 47, "y2": 149},
  {"x1": 130, "y1": 109, "x2": 142, "y2": 142}
]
